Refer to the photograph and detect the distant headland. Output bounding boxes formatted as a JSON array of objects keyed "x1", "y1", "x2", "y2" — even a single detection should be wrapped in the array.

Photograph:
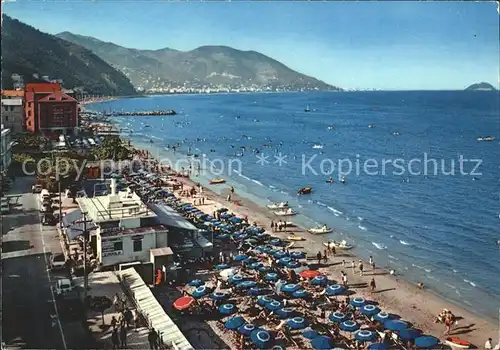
[{"x1": 465, "y1": 82, "x2": 497, "y2": 91}]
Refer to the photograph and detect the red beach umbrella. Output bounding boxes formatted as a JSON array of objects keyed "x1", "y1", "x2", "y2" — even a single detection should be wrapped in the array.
[
  {"x1": 299, "y1": 270, "x2": 322, "y2": 279},
  {"x1": 173, "y1": 296, "x2": 195, "y2": 311}
]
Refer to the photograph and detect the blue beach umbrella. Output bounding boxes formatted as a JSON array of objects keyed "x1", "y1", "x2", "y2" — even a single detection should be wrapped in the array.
[
  {"x1": 368, "y1": 343, "x2": 389, "y2": 350},
  {"x1": 215, "y1": 264, "x2": 229, "y2": 270},
  {"x1": 210, "y1": 292, "x2": 229, "y2": 301},
  {"x1": 244, "y1": 257, "x2": 259, "y2": 264},
  {"x1": 258, "y1": 265, "x2": 271, "y2": 273},
  {"x1": 360, "y1": 304, "x2": 381, "y2": 317},
  {"x1": 292, "y1": 289, "x2": 310, "y2": 299},
  {"x1": 399, "y1": 328, "x2": 422, "y2": 341},
  {"x1": 250, "y1": 262, "x2": 263, "y2": 270},
  {"x1": 287, "y1": 317, "x2": 309, "y2": 329},
  {"x1": 265, "y1": 272, "x2": 279, "y2": 281},
  {"x1": 238, "y1": 280, "x2": 257, "y2": 289},
  {"x1": 266, "y1": 300, "x2": 283, "y2": 311},
  {"x1": 256, "y1": 233, "x2": 270, "y2": 239},
  {"x1": 230, "y1": 217, "x2": 242, "y2": 224},
  {"x1": 278, "y1": 257, "x2": 294, "y2": 266},
  {"x1": 329, "y1": 312, "x2": 347, "y2": 323},
  {"x1": 230, "y1": 275, "x2": 245, "y2": 284},
  {"x1": 384, "y1": 320, "x2": 408, "y2": 332},
  {"x1": 218, "y1": 303, "x2": 237, "y2": 315},
  {"x1": 302, "y1": 328, "x2": 320, "y2": 340},
  {"x1": 281, "y1": 283, "x2": 300, "y2": 293},
  {"x1": 311, "y1": 275, "x2": 328, "y2": 286},
  {"x1": 290, "y1": 251, "x2": 305, "y2": 259},
  {"x1": 187, "y1": 279, "x2": 204, "y2": 287},
  {"x1": 257, "y1": 296, "x2": 274, "y2": 306},
  {"x1": 286, "y1": 261, "x2": 301, "y2": 269},
  {"x1": 238, "y1": 324, "x2": 256, "y2": 336},
  {"x1": 275, "y1": 307, "x2": 296, "y2": 319},
  {"x1": 255, "y1": 245, "x2": 266, "y2": 252},
  {"x1": 311, "y1": 336, "x2": 335, "y2": 350},
  {"x1": 326, "y1": 284, "x2": 345, "y2": 296},
  {"x1": 273, "y1": 251, "x2": 288, "y2": 259},
  {"x1": 250, "y1": 329, "x2": 274, "y2": 349},
  {"x1": 415, "y1": 336, "x2": 439, "y2": 349},
  {"x1": 373, "y1": 311, "x2": 391, "y2": 323},
  {"x1": 340, "y1": 320, "x2": 360, "y2": 333},
  {"x1": 355, "y1": 330, "x2": 377, "y2": 342},
  {"x1": 271, "y1": 345, "x2": 285, "y2": 350},
  {"x1": 234, "y1": 254, "x2": 248, "y2": 261},
  {"x1": 225, "y1": 316, "x2": 245, "y2": 330},
  {"x1": 350, "y1": 297, "x2": 366, "y2": 308},
  {"x1": 248, "y1": 287, "x2": 265, "y2": 296},
  {"x1": 192, "y1": 285, "x2": 210, "y2": 299},
  {"x1": 269, "y1": 239, "x2": 282, "y2": 246}
]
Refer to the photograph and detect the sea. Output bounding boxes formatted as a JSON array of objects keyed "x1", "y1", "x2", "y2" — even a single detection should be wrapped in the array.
[{"x1": 89, "y1": 91, "x2": 500, "y2": 320}]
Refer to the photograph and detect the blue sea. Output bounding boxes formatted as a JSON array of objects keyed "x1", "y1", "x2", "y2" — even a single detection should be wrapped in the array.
[{"x1": 90, "y1": 91, "x2": 500, "y2": 320}]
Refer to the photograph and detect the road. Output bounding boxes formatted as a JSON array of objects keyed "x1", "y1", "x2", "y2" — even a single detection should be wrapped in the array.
[{"x1": 1, "y1": 177, "x2": 67, "y2": 349}]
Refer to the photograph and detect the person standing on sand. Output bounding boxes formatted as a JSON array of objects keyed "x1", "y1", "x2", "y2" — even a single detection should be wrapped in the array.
[
  {"x1": 271, "y1": 220, "x2": 274, "y2": 232},
  {"x1": 230, "y1": 186, "x2": 235, "y2": 194},
  {"x1": 351, "y1": 260, "x2": 356, "y2": 272},
  {"x1": 358, "y1": 260, "x2": 364, "y2": 276},
  {"x1": 317, "y1": 251, "x2": 322, "y2": 265},
  {"x1": 369, "y1": 256, "x2": 373, "y2": 266},
  {"x1": 342, "y1": 259, "x2": 345, "y2": 267},
  {"x1": 369, "y1": 278, "x2": 376, "y2": 292},
  {"x1": 324, "y1": 248, "x2": 328, "y2": 259},
  {"x1": 227, "y1": 194, "x2": 231, "y2": 202},
  {"x1": 341, "y1": 271, "x2": 348, "y2": 287}
]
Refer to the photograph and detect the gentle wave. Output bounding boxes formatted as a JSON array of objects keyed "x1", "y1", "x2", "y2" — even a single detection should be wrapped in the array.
[
  {"x1": 252, "y1": 179, "x2": 264, "y2": 187},
  {"x1": 327, "y1": 206, "x2": 344, "y2": 215},
  {"x1": 400, "y1": 240, "x2": 411, "y2": 246},
  {"x1": 372, "y1": 242, "x2": 387, "y2": 250},
  {"x1": 357, "y1": 216, "x2": 364, "y2": 221},
  {"x1": 358, "y1": 225, "x2": 367, "y2": 231},
  {"x1": 233, "y1": 170, "x2": 251, "y2": 181},
  {"x1": 388, "y1": 255, "x2": 399, "y2": 261},
  {"x1": 463, "y1": 279, "x2": 477, "y2": 287},
  {"x1": 316, "y1": 201, "x2": 327, "y2": 207}
]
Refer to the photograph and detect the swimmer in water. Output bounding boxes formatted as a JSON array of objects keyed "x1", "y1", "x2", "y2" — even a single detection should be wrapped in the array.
[{"x1": 327, "y1": 177, "x2": 334, "y2": 183}]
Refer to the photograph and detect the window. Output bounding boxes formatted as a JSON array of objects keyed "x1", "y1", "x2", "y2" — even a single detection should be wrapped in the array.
[
  {"x1": 5, "y1": 116, "x2": 8, "y2": 122},
  {"x1": 113, "y1": 241, "x2": 123, "y2": 251},
  {"x1": 133, "y1": 239, "x2": 142, "y2": 252}
]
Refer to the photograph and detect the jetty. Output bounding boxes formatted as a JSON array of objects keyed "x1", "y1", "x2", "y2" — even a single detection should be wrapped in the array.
[{"x1": 104, "y1": 109, "x2": 177, "y2": 117}]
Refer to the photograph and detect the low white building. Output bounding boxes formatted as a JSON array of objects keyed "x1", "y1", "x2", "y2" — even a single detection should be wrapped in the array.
[
  {"x1": 1, "y1": 98, "x2": 24, "y2": 133},
  {"x1": 77, "y1": 180, "x2": 169, "y2": 267},
  {"x1": 0, "y1": 127, "x2": 13, "y2": 173}
]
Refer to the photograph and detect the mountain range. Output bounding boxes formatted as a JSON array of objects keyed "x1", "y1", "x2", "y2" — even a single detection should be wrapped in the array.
[
  {"x1": 1, "y1": 15, "x2": 137, "y2": 96},
  {"x1": 56, "y1": 32, "x2": 340, "y2": 93}
]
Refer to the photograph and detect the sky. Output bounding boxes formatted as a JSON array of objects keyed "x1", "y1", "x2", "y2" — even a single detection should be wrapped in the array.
[{"x1": 3, "y1": 1, "x2": 499, "y2": 91}]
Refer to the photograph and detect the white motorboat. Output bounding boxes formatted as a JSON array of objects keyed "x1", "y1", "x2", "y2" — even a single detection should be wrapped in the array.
[
  {"x1": 274, "y1": 208, "x2": 297, "y2": 216},
  {"x1": 323, "y1": 240, "x2": 354, "y2": 250},
  {"x1": 307, "y1": 225, "x2": 333, "y2": 234},
  {"x1": 266, "y1": 201, "x2": 289, "y2": 210},
  {"x1": 312, "y1": 144, "x2": 323, "y2": 149}
]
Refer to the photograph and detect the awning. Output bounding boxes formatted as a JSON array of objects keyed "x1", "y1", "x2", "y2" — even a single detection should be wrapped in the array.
[{"x1": 147, "y1": 203, "x2": 198, "y2": 231}]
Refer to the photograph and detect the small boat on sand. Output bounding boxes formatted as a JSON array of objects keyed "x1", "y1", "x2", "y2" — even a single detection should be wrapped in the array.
[
  {"x1": 297, "y1": 187, "x2": 312, "y2": 195},
  {"x1": 285, "y1": 221, "x2": 295, "y2": 227},
  {"x1": 323, "y1": 240, "x2": 354, "y2": 250},
  {"x1": 308, "y1": 225, "x2": 333, "y2": 234},
  {"x1": 445, "y1": 337, "x2": 472, "y2": 349},
  {"x1": 209, "y1": 178, "x2": 226, "y2": 185},
  {"x1": 274, "y1": 208, "x2": 297, "y2": 216},
  {"x1": 287, "y1": 236, "x2": 305, "y2": 241},
  {"x1": 266, "y1": 202, "x2": 289, "y2": 210}
]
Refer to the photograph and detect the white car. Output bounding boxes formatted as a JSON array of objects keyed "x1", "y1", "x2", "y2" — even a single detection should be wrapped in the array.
[
  {"x1": 50, "y1": 253, "x2": 66, "y2": 270},
  {"x1": 55, "y1": 278, "x2": 73, "y2": 296}
]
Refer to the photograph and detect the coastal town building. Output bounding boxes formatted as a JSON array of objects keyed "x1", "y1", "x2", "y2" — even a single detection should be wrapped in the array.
[
  {"x1": 24, "y1": 82, "x2": 62, "y2": 133},
  {"x1": 0, "y1": 127, "x2": 13, "y2": 174},
  {"x1": 1, "y1": 90, "x2": 24, "y2": 133},
  {"x1": 37, "y1": 91, "x2": 79, "y2": 134}
]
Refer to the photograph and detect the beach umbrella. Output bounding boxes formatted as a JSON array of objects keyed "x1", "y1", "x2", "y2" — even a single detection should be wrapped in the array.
[
  {"x1": 271, "y1": 345, "x2": 285, "y2": 350},
  {"x1": 210, "y1": 292, "x2": 229, "y2": 301},
  {"x1": 255, "y1": 245, "x2": 266, "y2": 252},
  {"x1": 215, "y1": 234, "x2": 230, "y2": 239},
  {"x1": 265, "y1": 272, "x2": 279, "y2": 281},
  {"x1": 218, "y1": 303, "x2": 237, "y2": 315},
  {"x1": 234, "y1": 234, "x2": 248, "y2": 241},
  {"x1": 257, "y1": 296, "x2": 274, "y2": 306},
  {"x1": 187, "y1": 279, "x2": 204, "y2": 287},
  {"x1": 399, "y1": 328, "x2": 422, "y2": 341},
  {"x1": 355, "y1": 330, "x2": 377, "y2": 342},
  {"x1": 173, "y1": 296, "x2": 195, "y2": 311},
  {"x1": 192, "y1": 285, "x2": 210, "y2": 299},
  {"x1": 302, "y1": 328, "x2": 320, "y2": 340},
  {"x1": 275, "y1": 307, "x2": 296, "y2": 319},
  {"x1": 273, "y1": 251, "x2": 289, "y2": 259},
  {"x1": 238, "y1": 280, "x2": 257, "y2": 289},
  {"x1": 269, "y1": 238, "x2": 282, "y2": 246},
  {"x1": 230, "y1": 275, "x2": 245, "y2": 284},
  {"x1": 215, "y1": 264, "x2": 230, "y2": 270},
  {"x1": 225, "y1": 316, "x2": 245, "y2": 330},
  {"x1": 290, "y1": 251, "x2": 305, "y2": 259},
  {"x1": 278, "y1": 257, "x2": 294, "y2": 266},
  {"x1": 311, "y1": 275, "x2": 328, "y2": 286},
  {"x1": 373, "y1": 311, "x2": 390, "y2": 323},
  {"x1": 350, "y1": 297, "x2": 366, "y2": 308},
  {"x1": 340, "y1": 320, "x2": 360, "y2": 333},
  {"x1": 292, "y1": 289, "x2": 310, "y2": 299},
  {"x1": 329, "y1": 311, "x2": 347, "y2": 323},
  {"x1": 248, "y1": 287, "x2": 265, "y2": 296},
  {"x1": 281, "y1": 283, "x2": 300, "y2": 293},
  {"x1": 287, "y1": 317, "x2": 309, "y2": 329},
  {"x1": 360, "y1": 304, "x2": 381, "y2": 317},
  {"x1": 250, "y1": 329, "x2": 274, "y2": 349},
  {"x1": 266, "y1": 300, "x2": 284, "y2": 311},
  {"x1": 264, "y1": 248, "x2": 277, "y2": 255},
  {"x1": 384, "y1": 320, "x2": 408, "y2": 332},
  {"x1": 258, "y1": 265, "x2": 271, "y2": 273},
  {"x1": 219, "y1": 268, "x2": 236, "y2": 279},
  {"x1": 230, "y1": 217, "x2": 242, "y2": 224},
  {"x1": 368, "y1": 343, "x2": 389, "y2": 350},
  {"x1": 238, "y1": 324, "x2": 256, "y2": 336},
  {"x1": 234, "y1": 254, "x2": 248, "y2": 262},
  {"x1": 326, "y1": 284, "x2": 345, "y2": 296},
  {"x1": 286, "y1": 261, "x2": 301, "y2": 269},
  {"x1": 245, "y1": 238, "x2": 259, "y2": 245},
  {"x1": 250, "y1": 262, "x2": 264, "y2": 270},
  {"x1": 414, "y1": 336, "x2": 439, "y2": 349},
  {"x1": 311, "y1": 336, "x2": 335, "y2": 350},
  {"x1": 256, "y1": 233, "x2": 270, "y2": 239},
  {"x1": 299, "y1": 270, "x2": 321, "y2": 279},
  {"x1": 244, "y1": 256, "x2": 259, "y2": 264}
]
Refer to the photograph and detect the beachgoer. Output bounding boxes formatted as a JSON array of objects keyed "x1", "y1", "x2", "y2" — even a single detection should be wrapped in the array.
[
  {"x1": 324, "y1": 248, "x2": 328, "y2": 258},
  {"x1": 148, "y1": 328, "x2": 159, "y2": 349},
  {"x1": 369, "y1": 278, "x2": 376, "y2": 292},
  {"x1": 111, "y1": 328, "x2": 119, "y2": 349},
  {"x1": 316, "y1": 251, "x2": 322, "y2": 264},
  {"x1": 120, "y1": 325, "x2": 128, "y2": 347},
  {"x1": 485, "y1": 338, "x2": 493, "y2": 349},
  {"x1": 444, "y1": 312, "x2": 453, "y2": 335},
  {"x1": 111, "y1": 315, "x2": 118, "y2": 329},
  {"x1": 331, "y1": 245, "x2": 336, "y2": 256},
  {"x1": 369, "y1": 256, "x2": 373, "y2": 265},
  {"x1": 417, "y1": 282, "x2": 424, "y2": 290},
  {"x1": 342, "y1": 273, "x2": 348, "y2": 287},
  {"x1": 227, "y1": 194, "x2": 231, "y2": 201},
  {"x1": 230, "y1": 186, "x2": 234, "y2": 194},
  {"x1": 351, "y1": 260, "x2": 355, "y2": 272},
  {"x1": 323, "y1": 252, "x2": 328, "y2": 263},
  {"x1": 342, "y1": 259, "x2": 346, "y2": 267}
]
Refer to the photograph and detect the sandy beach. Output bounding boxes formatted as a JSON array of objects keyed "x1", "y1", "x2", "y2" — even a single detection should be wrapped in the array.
[{"x1": 162, "y1": 170, "x2": 498, "y2": 348}]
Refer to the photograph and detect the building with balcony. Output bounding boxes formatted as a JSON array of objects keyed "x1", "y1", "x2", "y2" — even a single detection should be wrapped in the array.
[
  {"x1": 37, "y1": 91, "x2": 79, "y2": 134},
  {"x1": 1, "y1": 98, "x2": 24, "y2": 134}
]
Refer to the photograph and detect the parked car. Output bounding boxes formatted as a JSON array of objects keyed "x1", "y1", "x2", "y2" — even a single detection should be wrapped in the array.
[
  {"x1": 40, "y1": 204, "x2": 53, "y2": 213},
  {"x1": 55, "y1": 278, "x2": 73, "y2": 296},
  {"x1": 50, "y1": 253, "x2": 66, "y2": 270},
  {"x1": 32, "y1": 184, "x2": 43, "y2": 193},
  {"x1": 42, "y1": 213, "x2": 58, "y2": 226}
]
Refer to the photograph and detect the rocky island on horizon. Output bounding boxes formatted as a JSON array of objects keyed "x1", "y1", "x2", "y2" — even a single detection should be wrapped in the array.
[{"x1": 465, "y1": 82, "x2": 497, "y2": 91}]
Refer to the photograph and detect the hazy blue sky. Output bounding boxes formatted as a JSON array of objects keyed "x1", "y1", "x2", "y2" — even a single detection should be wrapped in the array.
[{"x1": 4, "y1": 1, "x2": 499, "y2": 90}]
